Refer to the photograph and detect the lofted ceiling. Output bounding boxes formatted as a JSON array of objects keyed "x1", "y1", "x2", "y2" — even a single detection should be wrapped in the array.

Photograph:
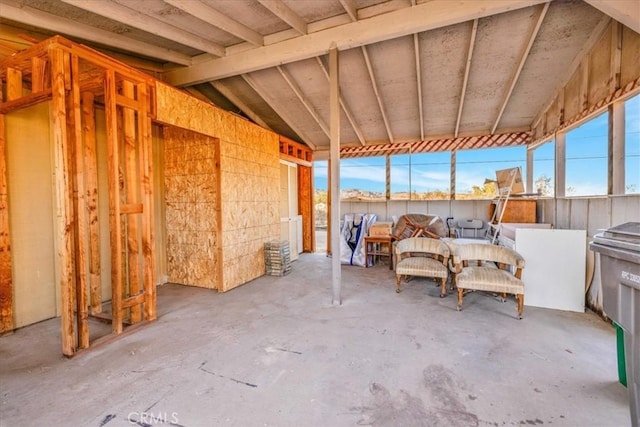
[{"x1": 1, "y1": 0, "x2": 638, "y2": 153}]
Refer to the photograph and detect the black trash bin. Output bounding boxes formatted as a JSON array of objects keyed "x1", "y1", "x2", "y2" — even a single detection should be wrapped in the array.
[{"x1": 590, "y1": 222, "x2": 640, "y2": 427}]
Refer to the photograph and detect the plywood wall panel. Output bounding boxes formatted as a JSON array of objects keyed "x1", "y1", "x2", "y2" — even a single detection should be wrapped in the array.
[
  {"x1": 621, "y1": 26, "x2": 640, "y2": 88},
  {"x1": 563, "y1": 71, "x2": 582, "y2": 123},
  {"x1": 588, "y1": 28, "x2": 612, "y2": 108},
  {"x1": 163, "y1": 126, "x2": 220, "y2": 289},
  {"x1": 156, "y1": 81, "x2": 282, "y2": 292},
  {"x1": 218, "y1": 126, "x2": 280, "y2": 292}
]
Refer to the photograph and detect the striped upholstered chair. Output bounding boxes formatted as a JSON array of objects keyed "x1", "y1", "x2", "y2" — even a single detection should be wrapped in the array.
[
  {"x1": 394, "y1": 237, "x2": 450, "y2": 297},
  {"x1": 451, "y1": 243, "x2": 526, "y2": 319}
]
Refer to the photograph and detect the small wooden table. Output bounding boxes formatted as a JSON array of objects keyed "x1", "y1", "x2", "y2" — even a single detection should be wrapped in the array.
[{"x1": 364, "y1": 235, "x2": 395, "y2": 270}]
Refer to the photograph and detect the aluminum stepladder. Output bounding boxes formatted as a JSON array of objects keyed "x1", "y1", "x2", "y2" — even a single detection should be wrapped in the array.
[{"x1": 485, "y1": 169, "x2": 518, "y2": 244}]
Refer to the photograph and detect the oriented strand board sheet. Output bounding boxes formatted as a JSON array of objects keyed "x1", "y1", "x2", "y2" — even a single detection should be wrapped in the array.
[
  {"x1": 219, "y1": 120, "x2": 280, "y2": 292},
  {"x1": 155, "y1": 82, "x2": 235, "y2": 142},
  {"x1": 156, "y1": 81, "x2": 282, "y2": 292},
  {"x1": 164, "y1": 126, "x2": 220, "y2": 289}
]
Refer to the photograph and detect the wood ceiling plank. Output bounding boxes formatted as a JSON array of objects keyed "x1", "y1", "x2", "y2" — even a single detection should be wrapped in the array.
[
  {"x1": 209, "y1": 81, "x2": 272, "y2": 130},
  {"x1": 361, "y1": 46, "x2": 394, "y2": 143},
  {"x1": 165, "y1": 0, "x2": 548, "y2": 85},
  {"x1": 491, "y1": 2, "x2": 550, "y2": 134},
  {"x1": 60, "y1": 0, "x2": 225, "y2": 56},
  {"x1": 277, "y1": 65, "x2": 329, "y2": 138},
  {"x1": 455, "y1": 19, "x2": 478, "y2": 138},
  {"x1": 257, "y1": 0, "x2": 308, "y2": 35},
  {"x1": 315, "y1": 56, "x2": 365, "y2": 145},
  {"x1": 241, "y1": 74, "x2": 317, "y2": 149},
  {"x1": 164, "y1": 0, "x2": 264, "y2": 47},
  {"x1": 338, "y1": 0, "x2": 358, "y2": 21},
  {"x1": 584, "y1": 0, "x2": 640, "y2": 34},
  {"x1": 0, "y1": 1, "x2": 192, "y2": 65}
]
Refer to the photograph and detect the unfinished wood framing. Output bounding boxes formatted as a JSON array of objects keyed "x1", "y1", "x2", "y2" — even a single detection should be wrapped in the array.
[
  {"x1": 532, "y1": 21, "x2": 640, "y2": 145},
  {"x1": 0, "y1": 36, "x2": 157, "y2": 356},
  {"x1": 0, "y1": 114, "x2": 12, "y2": 334}
]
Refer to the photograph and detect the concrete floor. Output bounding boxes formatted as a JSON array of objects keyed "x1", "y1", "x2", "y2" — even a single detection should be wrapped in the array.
[{"x1": 0, "y1": 253, "x2": 630, "y2": 427}]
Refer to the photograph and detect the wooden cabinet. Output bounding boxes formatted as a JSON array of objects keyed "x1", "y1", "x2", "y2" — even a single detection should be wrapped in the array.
[{"x1": 489, "y1": 198, "x2": 536, "y2": 223}]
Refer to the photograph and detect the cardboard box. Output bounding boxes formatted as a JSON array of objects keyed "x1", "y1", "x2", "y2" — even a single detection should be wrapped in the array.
[{"x1": 369, "y1": 222, "x2": 393, "y2": 236}]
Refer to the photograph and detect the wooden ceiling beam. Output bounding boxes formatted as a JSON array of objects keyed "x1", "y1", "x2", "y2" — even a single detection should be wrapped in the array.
[
  {"x1": 165, "y1": 0, "x2": 548, "y2": 85},
  {"x1": 277, "y1": 65, "x2": 329, "y2": 138},
  {"x1": 209, "y1": 81, "x2": 272, "y2": 130},
  {"x1": 491, "y1": 2, "x2": 549, "y2": 134},
  {"x1": 164, "y1": 0, "x2": 264, "y2": 47},
  {"x1": 361, "y1": 46, "x2": 394, "y2": 144},
  {"x1": 241, "y1": 74, "x2": 317, "y2": 150},
  {"x1": 584, "y1": 0, "x2": 640, "y2": 34},
  {"x1": 315, "y1": 57, "x2": 365, "y2": 146},
  {"x1": 257, "y1": 0, "x2": 308, "y2": 35},
  {"x1": 0, "y1": 1, "x2": 192, "y2": 65},
  {"x1": 455, "y1": 19, "x2": 478, "y2": 138},
  {"x1": 60, "y1": 0, "x2": 225, "y2": 57},
  {"x1": 338, "y1": 0, "x2": 358, "y2": 21}
]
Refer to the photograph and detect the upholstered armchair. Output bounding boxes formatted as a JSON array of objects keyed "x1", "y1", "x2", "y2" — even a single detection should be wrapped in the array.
[
  {"x1": 394, "y1": 237, "x2": 450, "y2": 297},
  {"x1": 451, "y1": 243, "x2": 525, "y2": 319}
]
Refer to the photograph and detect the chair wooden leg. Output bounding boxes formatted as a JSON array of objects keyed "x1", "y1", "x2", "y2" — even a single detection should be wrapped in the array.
[
  {"x1": 516, "y1": 294, "x2": 524, "y2": 319},
  {"x1": 450, "y1": 273, "x2": 456, "y2": 290},
  {"x1": 440, "y1": 277, "x2": 446, "y2": 298},
  {"x1": 457, "y1": 288, "x2": 464, "y2": 311},
  {"x1": 396, "y1": 275, "x2": 402, "y2": 293}
]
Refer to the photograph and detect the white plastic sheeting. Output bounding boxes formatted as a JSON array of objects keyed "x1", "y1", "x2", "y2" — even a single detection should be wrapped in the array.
[{"x1": 340, "y1": 213, "x2": 377, "y2": 267}]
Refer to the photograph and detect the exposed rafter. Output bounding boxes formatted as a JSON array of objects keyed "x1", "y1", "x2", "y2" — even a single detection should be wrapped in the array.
[
  {"x1": 338, "y1": 0, "x2": 358, "y2": 21},
  {"x1": 60, "y1": 0, "x2": 225, "y2": 57},
  {"x1": 209, "y1": 81, "x2": 272, "y2": 130},
  {"x1": 277, "y1": 65, "x2": 330, "y2": 138},
  {"x1": 361, "y1": 46, "x2": 394, "y2": 143},
  {"x1": 241, "y1": 74, "x2": 317, "y2": 150},
  {"x1": 164, "y1": 0, "x2": 264, "y2": 47},
  {"x1": 165, "y1": 0, "x2": 548, "y2": 85},
  {"x1": 414, "y1": 34, "x2": 424, "y2": 141},
  {"x1": 455, "y1": 19, "x2": 478, "y2": 138},
  {"x1": 531, "y1": 14, "x2": 611, "y2": 130},
  {"x1": 257, "y1": 0, "x2": 308, "y2": 35},
  {"x1": 0, "y1": 1, "x2": 192, "y2": 65},
  {"x1": 491, "y1": 2, "x2": 549, "y2": 134},
  {"x1": 584, "y1": 0, "x2": 640, "y2": 34},
  {"x1": 315, "y1": 57, "x2": 366, "y2": 146}
]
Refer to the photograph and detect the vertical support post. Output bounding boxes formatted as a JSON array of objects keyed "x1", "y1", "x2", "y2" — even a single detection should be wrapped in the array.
[
  {"x1": 326, "y1": 159, "x2": 331, "y2": 255},
  {"x1": 70, "y1": 54, "x2": 89, "y2": 349},
  {"x1": 6, "y1": 68, "x2": 22, "y2": 100},
  {"x1": 329, "y1": 44, "x2": 341, "y2": 306},
  {"x1": 609, "y1": 102, "x2": 625, "y2": 195},
  {"x1": 0, "y1": 114, "x2": 14, "y2": 334},
  {"x1": 555, "y1": 132, "x2": 566, "y2": 199},
  {"x1": 385, "y1": 154, "x2": 391, "y2": 200},
  {"x1": 450, "y1": 150, "x2": 456, "y2": 200},
  {"x1": 138, "y1": 83, "x2": 156, "y2": 321},
  {"x1": 104, "y1": 70, "x2": 123, "y2": 334},
  {"x1": 122, "y1": 80, "x2": 141, "y2": 323},
  {"x1": 51, "y1": 47, "x2": 76, "y2": 356},
  {"x1": 82, "y1": 92, "x2": 102, "y2": 314},
  {"x1": 526, "y1": 148, "x2": 534, "y2": 194},
  {"x1": 31, "y1": 57, "x2": 47, "y2": 92}
]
